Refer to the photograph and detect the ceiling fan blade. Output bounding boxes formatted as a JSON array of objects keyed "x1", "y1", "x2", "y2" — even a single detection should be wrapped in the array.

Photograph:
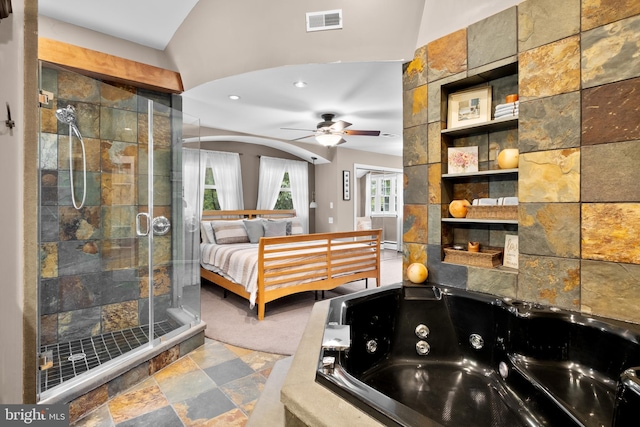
[
  {"x1": 343, "y1": 129, "x2": 381, "y2": 136},
  {"x1": 281, "y1": 127, "x2": 317, "y2": 132},
  {"x1": 291, "y1": 134, "x2": 317, "y2": 141},
  {"x1": 329, "y1": 120, "x2": 352, "y2": 131}
]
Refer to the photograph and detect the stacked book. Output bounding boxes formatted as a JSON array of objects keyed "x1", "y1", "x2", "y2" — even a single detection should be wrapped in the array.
[{"x1": 494, "y1": 101, "x2": 519, "y2": 119}]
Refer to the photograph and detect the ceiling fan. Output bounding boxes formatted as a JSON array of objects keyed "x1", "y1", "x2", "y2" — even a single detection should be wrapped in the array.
[{"x1": 282, "y1": 113, "x2": 381, "y2": 146}]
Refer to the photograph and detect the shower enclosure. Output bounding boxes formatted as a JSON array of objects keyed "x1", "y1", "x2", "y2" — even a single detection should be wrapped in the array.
[{"x1": 37, "y1": 63, "x2": 202, "y2": 402}]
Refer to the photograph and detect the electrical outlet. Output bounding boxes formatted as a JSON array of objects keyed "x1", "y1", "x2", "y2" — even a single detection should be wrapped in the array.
[{"x1": 328, "y1": 217, "x2": 333, "y2": 224}]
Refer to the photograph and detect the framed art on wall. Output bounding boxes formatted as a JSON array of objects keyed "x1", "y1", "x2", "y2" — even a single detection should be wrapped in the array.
[
  {"x1": 342, "y1": 170, "x2": 350, "y2": 200},
  {"x1": 447, "y1": 86, "x2": 492, "y2": 129}
]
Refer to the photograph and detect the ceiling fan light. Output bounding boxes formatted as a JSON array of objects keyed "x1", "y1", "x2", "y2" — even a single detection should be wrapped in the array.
[{"x1": 315, "y1": 133, "x2": 342, "y2": 146}]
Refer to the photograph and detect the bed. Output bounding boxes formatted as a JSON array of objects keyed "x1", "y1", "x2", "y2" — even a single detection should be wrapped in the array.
[{"x1": 200, "y1": 209, "x2": 382, "y2": 320}]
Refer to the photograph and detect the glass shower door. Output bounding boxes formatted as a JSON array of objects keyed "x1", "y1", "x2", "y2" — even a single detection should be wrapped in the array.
[{"x1": 37, "y1": 63, "x2": 200, "y2": 400}]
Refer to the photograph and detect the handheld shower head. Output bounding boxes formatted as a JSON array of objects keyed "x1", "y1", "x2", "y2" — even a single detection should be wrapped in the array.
[{"x1": 55, "y1": 105, "x2": 77, "y2": 126}]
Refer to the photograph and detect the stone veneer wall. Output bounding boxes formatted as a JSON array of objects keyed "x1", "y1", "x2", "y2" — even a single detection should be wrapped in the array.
[
  {"x1": 39, "y1": 66, "x2": 176, "y2": 345},
  {"x1": 403, "y1": 0, "x2": 640, "y2": 324}
]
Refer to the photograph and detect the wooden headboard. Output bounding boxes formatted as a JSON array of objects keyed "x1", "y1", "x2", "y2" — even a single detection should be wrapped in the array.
[{"x1": 201, "y1": 209, "x2": 296, "y2": 221}]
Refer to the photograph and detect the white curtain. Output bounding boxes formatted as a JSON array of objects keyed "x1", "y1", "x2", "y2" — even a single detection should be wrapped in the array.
[
  {"x1": 203, "y1": 151, "x2": 244, "y2": 210},
  {"x1": 287, "y1": 159, "x2": 309, "y2": 233},
  {"x1": 257, "y1": 156, "x2": 309, "y2": 233},
  {"x1": 256, "y1": 156, "x2": 288, "y2": 210},
  {"x1": 182, "y1": 148, "x2": 206, "y2": 285}
]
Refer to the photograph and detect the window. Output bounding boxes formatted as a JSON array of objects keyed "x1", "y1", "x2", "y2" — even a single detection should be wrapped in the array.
[
  {"x1": 369, "y1": 174, "x2": 398, "y2": 214},
  {"x1": 274, "y1": 172, "x2": 293, "y2": 210},
  {"x1": 203, "y1": 167, "x2": 220, "y2": 210}
]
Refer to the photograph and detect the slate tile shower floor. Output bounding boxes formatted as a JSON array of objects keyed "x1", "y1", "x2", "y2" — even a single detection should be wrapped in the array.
[{"x1": 72, "y1": 338, "x2": 286, "y2": 426}]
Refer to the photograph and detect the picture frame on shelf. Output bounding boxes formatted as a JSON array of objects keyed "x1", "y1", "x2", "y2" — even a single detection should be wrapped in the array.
[
  {"x1": 503, "y1": 234, "x2": 518, "y2": 269},
  {"x1": 342, "y1": 170, "x2": 350, "y2": 200},
  {"x1": 447, "y1": 86, "x2": 492, "y2": 129},
  {"x1": 447, "y1": 146, "x2": 479, "y2": 174}
]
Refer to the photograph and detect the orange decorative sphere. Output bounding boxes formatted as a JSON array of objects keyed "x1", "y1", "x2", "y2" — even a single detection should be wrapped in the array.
[
  {"x1": 407, "y1": 263, "x2": 428, "y2": 284},
  {"x1": 497, "y1": 148, "x2": 519, "y2": 169},
  {"x1": 449, "y1": 199, "x2": 471, "y2": 218}
]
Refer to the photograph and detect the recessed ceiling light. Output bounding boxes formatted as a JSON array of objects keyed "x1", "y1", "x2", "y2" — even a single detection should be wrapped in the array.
[
  {"x1": 293, "y1": 81, "x2": 307, "y2": 88},
  {"x1": 228, "y1": 95, "x2": 241, "y2": 100}
]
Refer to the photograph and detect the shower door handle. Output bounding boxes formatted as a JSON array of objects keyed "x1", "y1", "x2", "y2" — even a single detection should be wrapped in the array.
[{"x1": 136, "y1": 213, "x2": 150, "y2": 236}]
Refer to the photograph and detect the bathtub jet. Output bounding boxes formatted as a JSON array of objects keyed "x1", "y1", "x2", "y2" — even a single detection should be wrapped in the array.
[{"x1": 317, "y1": 284, "x2": 640, "y2": 427}]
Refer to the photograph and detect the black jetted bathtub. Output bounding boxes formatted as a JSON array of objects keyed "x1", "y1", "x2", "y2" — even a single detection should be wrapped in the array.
[{"x1": 316, "y1": 284, "x2": 640, "y2": 427}]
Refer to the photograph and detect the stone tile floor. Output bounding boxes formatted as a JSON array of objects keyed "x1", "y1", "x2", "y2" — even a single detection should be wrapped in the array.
[{"x1": 71, "y1": 338, "x2": 286, "y2": 426}]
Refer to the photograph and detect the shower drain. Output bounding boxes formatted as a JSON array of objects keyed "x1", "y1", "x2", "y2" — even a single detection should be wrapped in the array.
[{"x1": 68, "y1": 353, "x2": 86, "y2": 362}]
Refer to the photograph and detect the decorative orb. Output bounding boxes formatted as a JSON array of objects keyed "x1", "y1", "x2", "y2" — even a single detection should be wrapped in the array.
[
  {"x1": 407, "y1": 263, "x2": 428, "y2": 284},
  {"x1": 497, "y1": 148, "x2": 519, "y2": 169},
  {"x1": 449, "y1": 199, "x2": 471, "y2": 218}
]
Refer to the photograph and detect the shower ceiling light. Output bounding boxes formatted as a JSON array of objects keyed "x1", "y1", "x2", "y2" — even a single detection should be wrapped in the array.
[
  {"x1": 229, "y1": 95, "x2": 241, "y2": 100},
  {"x1": 293, "y1": 81, "x2": 307, "y2": 88}
]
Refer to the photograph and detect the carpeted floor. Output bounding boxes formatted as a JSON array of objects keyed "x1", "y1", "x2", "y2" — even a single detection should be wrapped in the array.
[{"x1": 200, "y1": 250, "x2": 403, "y2": 355}]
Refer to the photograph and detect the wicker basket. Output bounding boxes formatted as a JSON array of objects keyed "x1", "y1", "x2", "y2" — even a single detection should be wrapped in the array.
[
  {"x1": 444, "y1": 247, "x2": 503, "y2": 268},
  {"x1": 465, "y1": 205, "x2": 518, "y2": 220}
]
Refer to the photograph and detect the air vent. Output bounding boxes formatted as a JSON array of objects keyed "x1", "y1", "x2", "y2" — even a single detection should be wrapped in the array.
[{"x1": 306, "y1": 9, "x2": 342, "y2": 32}]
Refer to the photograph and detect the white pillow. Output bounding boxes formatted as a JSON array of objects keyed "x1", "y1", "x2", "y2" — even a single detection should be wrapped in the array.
[
  {"x1": 201, "y1": 221, "x2": 215, "y2": 243},
  {"x1": 290, "y1": 217, "x2": 304, "y2": 235}
]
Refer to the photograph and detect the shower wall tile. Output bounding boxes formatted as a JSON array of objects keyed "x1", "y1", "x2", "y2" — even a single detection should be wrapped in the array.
[
  {"x1": 102, "y1": 206, "x2": 136, "y2": 239},
  {"x1": 58, "y1": 240, "x2": 101, "y2": 276},
  {"x1": 402, "y1": 242, "x2": 427, "y2": 269},
  {"x1": 59, "y1": 136, "x2": 102, "y2": 172},
  {"x1": 427, "y1": 204, "x2": 442, "y2": 245},
  {"x1": 581, "y1": 140, "x2": 640, "y2": 202},
  {"x1": 519, "y1": 35, "x2": 581, "y2": 101},
  {"x1": 59, "y1": 206, "x2": 101, "y2": 241},
  {"x1": 519, "y1": 203, "x2": 580, "y2": 258},
  {"x1": 427, "y1": 122, "x2": 443, "y2": 164},
  {"x1": 56, "y1": 101, "x2": 100, "y2": 139},
  {"x1": 102, "y1": 238, "x2": 137, "y2": 271},
  {"x1": 59, "y1": 273, "x2": 102, "y2": 311},
  {"x1": 41, "y1": 171, "x2": 58, "y2": 206},
  {"x1": 101, "y1": 172, "x2": 136, "y2": 206},
  {"x1": 58, "y1": 306, "x2": 101, "y2": 342},
  {"x1": 139, "y1": 146, "x2": 171, "y2": 177},
  {"x1": 40, "y1": 132, "x2": 58, "y2": 169},
  {"x1": 137, "y1": 174, "x2": 172, "y2": 206},
  {"x1": 41, "y1": 66, "x2": 58, "y2": 98},
  {"x1": 518, "y1": 254, "x2": 580, "y2": 310},
  {"x1": 138, "y1": 114, "x2": 172, "y2": 147},
  {"x1": 58, "y1": 70, "x2": 101, "y2": 103},
  {"x1": 40, "y1": 278, "x2": 59, "y2": 315},
  {"x1": 518, "y1": 0, "x2": 580, "y2": 51},
  {"x1": 582, "y1": 15, "x2": 640, "y2": 88},
  {"x1": 582, "y1": 203, "x2": 640, "y2": 264},
  {"x1": 40, "y1": 314, "x2": 58, "y2": 346},
  {"x1": 427, "y1": 28, "x2": 467, "y2": 82},
  {"x1": 582, "y1": 0, "x2": 640, "y2": 31},
  {"x1": 139, "y1": 266, "x2": 172, "y2": 298},
  {"x1": 403, "y1": 204, "x2": 428, "y2": 244},
  {"x1": 101, "y1": 140, "x2": 139, "y2": 174},
  {"x1": 102, "y1": 300, "x2": 139, "y2": 332},
  {"x1": 518, "y1": 92, "x2": 581, "y2": 153},
  {"x1": 40, "y1": 242, "x2": 58, "y2": 278},
  {"x1": 138, "y1": 89, "x2": 172, "y2": 117},
  {"x1": 518, "y1": 148, "x2": 580, "y2": 203},
  {"x1": 582, "y1": 260, "x2": 640, "y2": 324},
  {"x1": 58, "y1": 170, "x2": 101, "y2": 207},
  {"x1": 40, "y1": 206, "x2": 59, "y2": 242},
  {"x1": 403, "y1": 124, "x2": 428, "y2": 167},
  {"x1": 41, "y1": 104, "x2": 57, "y2": 134},
  {"x1": 102, "y1": 269, "x2": 141, "y2": 305},
  {"x1": 100, "y1": 81, "x2": 138, "y2": 111},
  {"x1": 138, "y1": 234, "x2": 172, "y2": 267},
  {"x1": 581, "y1": 77, "x2": 640, "y2": 145},
  {"x1": 100, "y1": 107, "x2": 138, "y2": 143}
]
